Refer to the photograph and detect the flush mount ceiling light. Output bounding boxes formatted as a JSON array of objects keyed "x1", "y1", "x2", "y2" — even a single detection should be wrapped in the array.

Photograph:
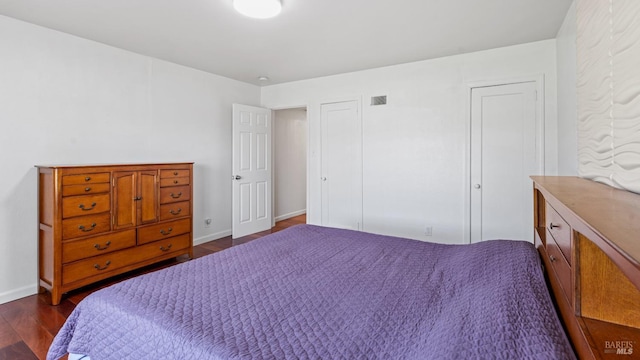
[{"x1": 233, "y1": 0, "x2": 282, "y2": 19}]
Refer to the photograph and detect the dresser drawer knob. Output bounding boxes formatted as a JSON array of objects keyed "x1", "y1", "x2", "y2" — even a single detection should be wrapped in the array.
[
  {"x1": 169, "y1": 208, "x2": 182, "y2": 215},
  {"x1": 173, "y1": 171, "x2": 178, "y2": 176},
  {"x1": 170, "y1": 192, "x2": 182, "y2": 199},
  {"x1": 94, "y1": 260, "x2": 111, "y2": 271},
  {"x1": 160, "y1": 244, "x2": 173, "y2": 252},
  {"x1": 94, "y1": 241, "x2": 111, "y2": 251},
  {"x1": 84, "y1": 187, "x2": 92, "y2": 192},
  {"x1": 174, "y1": 180, "x2": 179, "y2": 184},
  {"x1": 85, "y1": 176, "x2": 91, "y2": 182},
  {"x1": 550, "y1": 255, "x2": 557, "y2": 262},
  {"x1": 160, "y1": 227, "x2": 173, "y2": 236},
  {"x1": 79, "y1": 202, "x2": 97, "y2": 211},
  {"x1": 78, "y1": 223, "x2": 97, "y2": 232},
  {"x1": 549, "y1": 223, "x2": 560, "y2": 230}
]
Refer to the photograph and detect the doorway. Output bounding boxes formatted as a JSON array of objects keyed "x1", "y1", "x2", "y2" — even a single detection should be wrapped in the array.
[
  {"x1": 273, "y1": 108, "x2": 308, "y2": 223},
  {"x1": 469, "y1": 80, "x2": 543, "y2": 243}
]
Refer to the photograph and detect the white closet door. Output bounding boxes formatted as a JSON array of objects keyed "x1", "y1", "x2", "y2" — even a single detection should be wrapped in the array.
[
  {"x1": 320, "y1": 100, "x2": 362, "y2": 230},
  {"x1": 470, "y1": 82, "x2": 539, "y2": 243}
]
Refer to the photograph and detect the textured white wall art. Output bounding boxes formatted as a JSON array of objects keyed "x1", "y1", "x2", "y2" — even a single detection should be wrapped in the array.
[{"x1": 577, "y1": 0, "x2": 640, "y2": 192}]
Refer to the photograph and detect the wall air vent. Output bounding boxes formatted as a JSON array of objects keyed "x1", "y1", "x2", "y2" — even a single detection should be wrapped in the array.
[{"x1": 371, "y1": 95, "x2": 387, "y2": 106}]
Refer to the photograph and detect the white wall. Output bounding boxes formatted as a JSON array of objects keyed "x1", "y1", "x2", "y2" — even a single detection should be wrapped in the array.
[
  {"x1": 556, "y1": 0, "x2": 578, "y2": 176},
  {"x1": 273, "y1": 108, "x2": 307, "y2": 220},
  {"x1": 262, "y1": 40, "x2": 558, "y2": 244},
  {"x1": 0, "y1": 15, "x2": 260, "y2": 304}
]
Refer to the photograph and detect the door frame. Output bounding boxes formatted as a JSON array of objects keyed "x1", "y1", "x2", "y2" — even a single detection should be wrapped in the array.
[
  {"x1": 270, "y1": 104, "x2": 309, "y2": 227},
  {"x1": 464, "y1": 74, "x2": 545, "y2": 244},
  {"x1": 319, "y1": 98, "x2": 363, "y2": 231},
  {"x1": 231, "y1": 104, "x2": 273, "y2": 239},
  {"x1": 302, "y1": 96, "x2": 361, "y2": 226}
]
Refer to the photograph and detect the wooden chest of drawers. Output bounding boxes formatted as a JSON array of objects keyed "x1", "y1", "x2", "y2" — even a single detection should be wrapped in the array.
[
  {"x1": 532, "y1": 176, "x2": 640, "y2": 359},
  {"x1": 37, "y1": 163, "x2": 193, "y2": 305}
]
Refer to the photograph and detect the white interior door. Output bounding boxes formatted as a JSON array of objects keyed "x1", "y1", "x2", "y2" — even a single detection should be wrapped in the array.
[
  {"x1": 470, "y1": 82, "x2": 539, "y2": 243},
  {"x1": 232, "y1": 104, "x2": 272, "y2": 238},
  {"x1": 320, "y1": 100, "x2": 362, "y2": 230}
]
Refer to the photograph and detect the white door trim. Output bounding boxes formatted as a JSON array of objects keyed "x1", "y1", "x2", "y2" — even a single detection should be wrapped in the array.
[
  {"x1": 463, "y1": 75, "x2": 545, "y2": 244},
  {"x1": 264, "y1": 103, "x2": 310, "y2": 227},
  {"x1": 270, "y1": 105, "x2": 309, "y2": 227},
  {"x1": 300, "y1": 96, "x2": 362, "y2": 226},
  {"x1": 319, "y1": 97, "x2": 363, "y2": 231}
]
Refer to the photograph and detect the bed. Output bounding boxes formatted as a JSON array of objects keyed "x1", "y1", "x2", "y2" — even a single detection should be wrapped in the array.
[{"x1": 47, "y1": 224, "x2": 574, "y2": 359}]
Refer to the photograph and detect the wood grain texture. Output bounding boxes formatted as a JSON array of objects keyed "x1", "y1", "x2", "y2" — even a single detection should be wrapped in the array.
[
  {"x1": 546, "y1": 202, "x2": 572, "y2": 265},
  {"x1": 37, "y1": 163, "x2": 193, "y2": 305},
  {"x1": 0, "y1": 341, "x2": 39, "y2": 360},
  {"x1": 578, "y1": 233, "x2": 640, "y2": 328},
  {"x1": 580, "y1": 317, "x2": 640, "y2": 358},
  {"x1": 62, "y1": 229, "x2": 136, "y2": 264},
  {"x1": 0, "y1": 316, "x2": 20, "y2": 349},
  {"x1": 531, "y1": 176, "x2": 640, "y2": 285},
  {"x1": 0, "y1": 214, "x2": 305, "y2": 360}
]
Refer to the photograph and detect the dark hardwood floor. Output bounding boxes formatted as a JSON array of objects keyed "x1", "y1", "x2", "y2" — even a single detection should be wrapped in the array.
[{"x1": 0, "y1": 214, "x2": 306, "y2": 360}]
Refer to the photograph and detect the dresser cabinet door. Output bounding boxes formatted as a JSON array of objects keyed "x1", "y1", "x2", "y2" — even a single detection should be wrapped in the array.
[
  {"x1": 113, "y1": 172, "x2": 137, "y2": 230},
  {"x1": 138, "y1": 171, "x2": 159, "y2": 225},
  {"x1": 114, "y1": 171, "x2": 159, "y2": 229}
]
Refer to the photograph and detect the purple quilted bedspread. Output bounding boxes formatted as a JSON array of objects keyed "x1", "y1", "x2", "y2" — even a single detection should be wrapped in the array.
[{"x1": 48, "y1": 225, "x2": 574, "y2": 359}]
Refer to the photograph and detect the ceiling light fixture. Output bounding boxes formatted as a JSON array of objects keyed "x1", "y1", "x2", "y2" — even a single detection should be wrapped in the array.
[{"x1": 233, "y1": 0, "x2": 282, "y2": 19}]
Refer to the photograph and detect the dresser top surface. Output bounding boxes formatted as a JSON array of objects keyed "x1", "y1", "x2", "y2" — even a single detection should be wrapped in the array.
[
  {"x1": 531, "y1": 176, "x2": 640, "y2": 267},
  {"x1": 35, "y1": 162, "x2": 194, "y2": 169}
]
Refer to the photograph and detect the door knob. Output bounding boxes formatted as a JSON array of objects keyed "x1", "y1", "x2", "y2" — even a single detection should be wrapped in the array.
[
  {"x1": 321, "y1": 177, "x2": 327, "y2": 181},
  {"x1": 233, "y1": 175, "x2": 241, "y2": 180},
  {"x1": 474, "y1": 184, "x2": 481, "y2": 189}
]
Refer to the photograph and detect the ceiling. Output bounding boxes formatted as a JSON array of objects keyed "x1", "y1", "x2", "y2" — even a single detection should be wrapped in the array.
[{"x1": 0, "y1": 0, "x2": 572, "y2": 85}]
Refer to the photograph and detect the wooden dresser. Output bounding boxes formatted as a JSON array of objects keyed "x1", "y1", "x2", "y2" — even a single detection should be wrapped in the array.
[
  {"x1": 37, "y1": 163, "x2": 193, "y2": 305},
  {"x1": 532, "y1": 176, "x2": 640, "y2": 359}
]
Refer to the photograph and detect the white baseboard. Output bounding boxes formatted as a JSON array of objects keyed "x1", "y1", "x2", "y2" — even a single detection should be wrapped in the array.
[
  {"x1": 0, "y1": 284, "x2": 39, "y2": 305},
  {"x1": 275, "y1": 210, "x2": 306, "y2": 222},
  {"x1": 195, "y1": 211, "x2": 305, "y2": 246},
  {"x1": 193, "y1": 229, "x2": 232, "y2": 246}
]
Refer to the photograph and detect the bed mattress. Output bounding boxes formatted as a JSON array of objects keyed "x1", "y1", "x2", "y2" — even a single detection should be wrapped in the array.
[{"x1": 48, "y1": 225, "x2": 574, "y2": 359}]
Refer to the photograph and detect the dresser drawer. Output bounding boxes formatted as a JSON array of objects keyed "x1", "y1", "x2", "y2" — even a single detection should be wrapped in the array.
[
  {"x1": 145, "y1": 233, "x2": 191, "y2": 257},
  {"x1": 160, "y1": 177, "x2": 190, "y2": 187},
  {"x1": 137, "y1": 218, "x2": 191, "y2": 245},
  {"x1": 62, "y1": 172, "x2": 110, "y2": 186},
  {"x1": 62, "y1": 193, "x2": 110, "y2": 219},
  {"x1": 546, "y1": 203, "x2": 572, "y2": 265},
  {"x1": 62, "y1": 213, "x2": 111, "y2": 239},
  {"x1": 159, "y1": 201, "x2": 191, "y2": 221},
  {"x1": 62, "y1": 183, "x2": 110, "y2": 197},
  {"x1": 160, "y1": 185, "x2": 191, "y2": 204},
  {"x1": 62, "y1": 233, "x2": 191, "y2": 285},
  {"x1": 63, "y1": 229, "x2": 136, "y2": 263},
  {"x1": 546, "y1": 230, "x2": 573, "y2": 303},
  {"x1": 160, "y1": 169, "x2": 190, "y2": 179}
]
